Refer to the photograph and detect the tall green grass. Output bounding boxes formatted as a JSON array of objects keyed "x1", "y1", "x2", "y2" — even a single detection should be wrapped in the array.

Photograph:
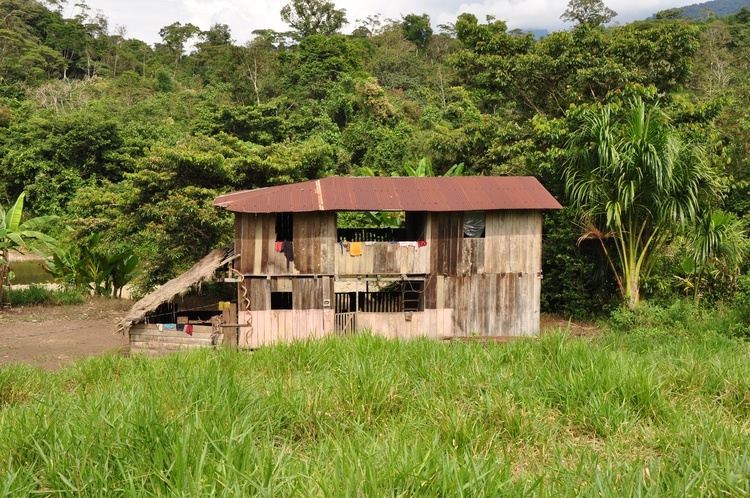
[
  {"x1": 1, "y1": 328, "x2": 749, "y2": 496},
  {"x1": 6, "y1": 285, "x2": 86, "y2": 306}
]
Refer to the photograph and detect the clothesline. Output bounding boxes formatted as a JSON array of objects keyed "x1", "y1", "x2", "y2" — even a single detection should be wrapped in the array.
[
  {"x1": 144, "y1": 301, "x2": 235, "y2": 320},
  {"x1": 338, "y1": 239, "x2": 428, "y2": 256}
]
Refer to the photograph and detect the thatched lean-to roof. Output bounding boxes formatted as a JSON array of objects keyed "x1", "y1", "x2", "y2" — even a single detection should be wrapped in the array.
[{"x1": 116, "y1": 247, "x2": 235, "y2": 335}]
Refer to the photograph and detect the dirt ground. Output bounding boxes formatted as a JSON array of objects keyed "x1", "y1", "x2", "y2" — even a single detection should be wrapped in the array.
[
  {"x1": 0, "y1": 296, "x2": 597, "y2": 371},
  {"x1": 0, "y1": 298, "x2": 133, "y2": 370}
]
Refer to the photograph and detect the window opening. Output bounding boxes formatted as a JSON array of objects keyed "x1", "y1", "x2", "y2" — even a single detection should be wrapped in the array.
[
  {"x1": 337, "y1": 211, "x2": 426, "y2": 242},
  {"x1": 334, "y1": 280, "x2": 424, "y2": 313},
  {"x1": 463, "y1": 211, "x2": 485, "y2": 238},
  {"x1": 275, "y1": 213, "x2": 293, "y2": 242},
  {"x1": 271, "y1": 292, "x2": 292, "y2": 310},
  {"x1": 402, "y1": 280, "x2": 424, "y2": 312}
]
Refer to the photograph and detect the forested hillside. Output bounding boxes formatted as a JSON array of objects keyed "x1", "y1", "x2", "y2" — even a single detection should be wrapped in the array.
[
  {"x1": 657, "y1": 0, "x2": 750, "y2": 19},
  {"x1": 3, "y1": 0, "x2": 750, "y2": 316}
]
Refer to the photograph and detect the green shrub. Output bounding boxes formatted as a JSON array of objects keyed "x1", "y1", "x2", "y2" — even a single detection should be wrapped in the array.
[
  {"x1": 728, "y1": 274, "x2": 750, "y2": 337},
  {"x1": 607, "y1": 297, "x2": 750, "y2": 341},
  {"x1": 7, "y1": 285, "x2": 86, "y2": 306}
]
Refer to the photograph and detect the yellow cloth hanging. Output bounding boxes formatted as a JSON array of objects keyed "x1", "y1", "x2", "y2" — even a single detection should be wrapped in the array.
[{"x1": 349, "y1": 241, "x2": 363, "y2": 256}]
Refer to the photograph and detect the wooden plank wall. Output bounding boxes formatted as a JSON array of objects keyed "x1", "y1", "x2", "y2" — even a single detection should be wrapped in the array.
[
  {"x1": 236, "y1": 213, "x2": 281, "y2": 275},
  {"x1": 130, "y1": 324, "x2": 221, "y2": 355},
  {"x1": 430, "y1": 213, "x2": 463, "y2": 276},
  {"x1": 292, "y1": 277, "x2": 334, "y2": 309},
  {"x1": 335, "y1": 243, "x2": 429, "y2": 275},
  {"x1": 484, "y1": 210, "x2": 542, "y2": 274},
  {"x1": 442, "y1": 274, "x2": 541, "y2": 337},
  {"x1": 458, "y1": 238, "x2": 485, "y2": 276},
  {"x1": 236, "y1": 210, "x2": 540, "y2": 277},
  {"x1": 294, "y1": 212, "x2": 336, "y2": 274},
  {"x1": 238, "y1": 310, "x2": 334, "y2": 348},
  {"x1": 235, "y1": 212, "x2": 336, "y2": 276},
  {"x1": 356, "y1": 309, "x2": 452, "y2": 340},
  {"x1": 242, "y1": 277, "x2": 333, "y2": 311}
]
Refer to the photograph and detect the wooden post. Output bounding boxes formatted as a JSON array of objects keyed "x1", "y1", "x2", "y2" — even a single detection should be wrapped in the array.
[{"x1": 222, "y1": 303, "x2": 239, "y2": 349}]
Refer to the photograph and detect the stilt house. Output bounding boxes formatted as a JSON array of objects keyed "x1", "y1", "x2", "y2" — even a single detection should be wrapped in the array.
[{"x1": 213, "y1": 176, "x2": 562, "y2": 347}]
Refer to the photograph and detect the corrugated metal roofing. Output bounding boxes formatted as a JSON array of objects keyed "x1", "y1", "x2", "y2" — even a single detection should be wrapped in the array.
[{"x1": 213, "y1": 176, "x2": 562, "y2": 213}]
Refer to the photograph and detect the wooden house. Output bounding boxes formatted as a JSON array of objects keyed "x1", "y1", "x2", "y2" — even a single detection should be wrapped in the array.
[{"x1": 213, "y1": 176, "x2": 562, "y2": 347}]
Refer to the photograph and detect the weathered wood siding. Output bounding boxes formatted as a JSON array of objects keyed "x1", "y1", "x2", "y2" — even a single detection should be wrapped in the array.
[
  {"x1": 426, "y1": 210, "x2": 543, "y2": 337},
  {"x1": 484, "y1": 210, "x2": 542, "y2": 274},
  {"x1": 356, "y1": 309, "x2": 452, "y2": 340},
  {"x1": 335, "y1": 243, "x2": 429, "y2": 275},
  {"x1": 238, "y1": 310, "x2": 334, "y2": 348},
  {"x1": 430, "y1": 212, "x2": 463, "y2": 276},
  {"x1": 441, "y1": 274, "x2": 540, "y2": 337},
  {"x1": 130, "y1": 324, "x2": 221, "y2": 355},
  {"x1": 293, "y1": 212, "x2": 336, "y2": 274},
  {"x1": 458, "y1": 238, "x2": 485, "y2": 275},
  {"x1": 241, "y1": 277, "x2": 334, "y2": 311},
  {"x1": 235, "y1": 212, "x2": 336, "y2": 275}
]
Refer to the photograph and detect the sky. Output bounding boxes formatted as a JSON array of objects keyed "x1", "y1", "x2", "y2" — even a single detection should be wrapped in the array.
[{"x1": 73, "y1": 0, "x2": 692, "y2": 46}]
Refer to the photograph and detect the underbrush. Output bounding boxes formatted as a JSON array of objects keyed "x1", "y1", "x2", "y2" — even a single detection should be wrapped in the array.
[
  {"x1": 608, "y1": 297, "x2": 750, "y2": 338},
  {"x1": 1, "y1": 327, "x2": 749, "y2": 496},
  {"x1": 5, "y1": 285, "x2": 86, "y2": 306}
]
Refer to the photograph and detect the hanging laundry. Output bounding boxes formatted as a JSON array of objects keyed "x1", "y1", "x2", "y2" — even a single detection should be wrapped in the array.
[
  {"x1": 417, "y1": 240, "x2": 427, "y2": 247},
  {"x1": 398, "y1": 241, "x2": 418, "y2": 248},
  {"x1": 364, "y1": 241, "x2": 376, "y2": 246},
  {"x1": 185, "y1": 324, "x2": 194, "y2": 336},
  {"x1": 339, "y1": 241, "x2": 344, "y2": 254},
  {"x1": 282, "y1": 240, "x2": 294, "y2": 269},
  {"x1": 350, "y1": 241, "x2": 363, "y2": 256},
  {"x1": 275, "y1": 241, "x2": 283, "y2": 252}
]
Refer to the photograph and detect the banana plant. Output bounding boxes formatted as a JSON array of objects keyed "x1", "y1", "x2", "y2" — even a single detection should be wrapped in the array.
[
  {"x1": 0, "y1": 192, "x2": 57, "y2": 304},
  {"x1": 44, "y1": 232, "x2": 140, "y2": 297}
]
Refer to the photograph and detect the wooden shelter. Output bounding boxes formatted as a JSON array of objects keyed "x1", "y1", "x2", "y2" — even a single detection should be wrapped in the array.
[
  {"x1": 213, "y1": 176, "x2": 562, "y2": 347},
  {"x1": 117, "y1": 248, "x2": 236, "y2": 354}
]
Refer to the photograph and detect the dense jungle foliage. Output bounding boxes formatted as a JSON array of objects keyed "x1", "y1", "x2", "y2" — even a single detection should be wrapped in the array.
[{"x1": 3, "y1": 0, "x2": 750, "y2": 317}]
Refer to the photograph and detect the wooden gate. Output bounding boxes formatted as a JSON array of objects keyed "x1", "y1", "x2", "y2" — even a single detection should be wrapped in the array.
[{"x1": 334, "y1": 312, "x2": 356, "y2": 335}]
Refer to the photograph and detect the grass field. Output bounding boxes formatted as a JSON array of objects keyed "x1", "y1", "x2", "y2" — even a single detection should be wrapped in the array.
[{"x1": 1, "y1": 322, "x2": 749, "y2": 496}]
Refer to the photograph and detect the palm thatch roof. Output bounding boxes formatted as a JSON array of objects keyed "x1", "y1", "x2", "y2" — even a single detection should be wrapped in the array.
[{"x1": 116, "y1": 247, "x2": 235, "y2": 335}]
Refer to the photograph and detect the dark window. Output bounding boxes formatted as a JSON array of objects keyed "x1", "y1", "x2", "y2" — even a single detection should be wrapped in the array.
[
  {"x1": 463, "y1": 212, "x2": 485, "y2": 238},
  {"x1": 334, "y1": 280, "x2": 424, "y2": 313},
  {"x1": 275, "y1": 213, "x2": 293, "y2": 242},
  {"x1": 402, "y1": 280, "x2": 424, "y2": 312},
  {"x1": 404, "y1": 212, "x2": 427, "y2": 241},
  {"x1": 271, "y1": 292, "x2": 293, "y2": 310}
]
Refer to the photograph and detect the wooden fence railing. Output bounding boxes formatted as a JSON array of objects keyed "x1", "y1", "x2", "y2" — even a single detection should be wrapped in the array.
[{"x1": 334, "y1": 312, "x2": 356, "y2": 335}]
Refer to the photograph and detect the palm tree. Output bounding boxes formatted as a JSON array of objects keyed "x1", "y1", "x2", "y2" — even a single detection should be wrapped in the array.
[
  {"x1": 683, "y1": 209, "x2": 748, "y2": 302},
  {"x1": 0, "y1": 192, "x2": 56, "y2": 304},
  {"x1": 564, "y1": 98, "x2": 722, "y2": 308}
]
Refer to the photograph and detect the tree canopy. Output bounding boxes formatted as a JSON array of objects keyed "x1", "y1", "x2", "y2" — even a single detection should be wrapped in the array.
[
  {"x1": 561, "y1": 0, "x2": 618, "y2": 26},
  {"x1": 1, "y1": 0, "x2": 749, "y2": 313},
  {"x1": 280, "y1": 0, "x2": 348, "y2": 40}
]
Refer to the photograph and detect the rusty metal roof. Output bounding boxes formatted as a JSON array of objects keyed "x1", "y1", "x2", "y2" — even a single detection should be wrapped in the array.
[{"x1": 213, "y1": 176, "x2": 562, "y2": 213}]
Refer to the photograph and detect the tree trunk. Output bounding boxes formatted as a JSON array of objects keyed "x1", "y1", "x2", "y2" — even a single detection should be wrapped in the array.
[
  {"x1": 627, "y1": 275, "x2": 639, "y2": 309},
  {"x1": 0, "y1": 249, "x2": 7, "y2": 305}
]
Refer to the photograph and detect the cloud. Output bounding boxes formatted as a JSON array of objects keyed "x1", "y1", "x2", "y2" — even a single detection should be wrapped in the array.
[{"x1": 85, "y1": 0, "x2": 691, "y2": 46}]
